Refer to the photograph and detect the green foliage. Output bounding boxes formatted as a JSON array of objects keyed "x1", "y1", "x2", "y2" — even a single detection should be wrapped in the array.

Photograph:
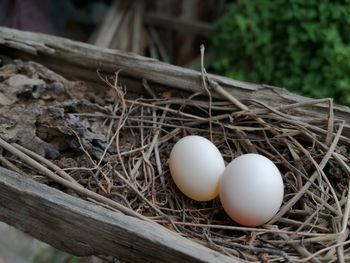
[
  {"x1": 32, "y1": 247, "x2": 81, "y2": 263},
  {"x1": 211, "y1": 0, "x2": 350, "y2": 106}
]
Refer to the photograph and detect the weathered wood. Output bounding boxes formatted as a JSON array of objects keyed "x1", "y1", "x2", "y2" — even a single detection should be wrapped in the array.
[
  {"x1": 90, "y1": 0, "x2": 129, "y2": 48},
  {"x1": 0, "y1": 167, "x2": 238, "y2": 263},
  {"x1": 0, "y1": 26, "x2": 349, "y2": 139},
  {"x1": 131, "y1": 0, "x2": 144, "y2": 54},
  {"x1": 144, "y1": 13, "x2": 214, "y2": 37}
]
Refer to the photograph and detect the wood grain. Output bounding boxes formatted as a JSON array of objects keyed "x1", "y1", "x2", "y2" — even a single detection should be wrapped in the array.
[
  {"x1": 0, "y1": 167, "x2": 238, "y2": 263},
  {"x1": 0, "y1": 27, "x2": 349, "y2": 140}
]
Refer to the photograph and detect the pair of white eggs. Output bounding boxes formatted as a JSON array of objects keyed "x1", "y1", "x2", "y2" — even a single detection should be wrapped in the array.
[{"x1": 169, "y1": 135, "x2": 284, "y2": 227}]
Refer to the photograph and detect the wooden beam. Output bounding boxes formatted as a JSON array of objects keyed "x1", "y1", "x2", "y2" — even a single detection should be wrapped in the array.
[
  {"x1": 144, "y1": 13, "x2": 214, "y2": 37},
  {"x1": 0, "y1": 27, "x2": 349, "y2": 141},
  {"x1": 131, "y1": 0, "x2": 144, "y2": 54},
  {"x1": 90, "y1": 0, "x2": 129, "y2": 47},
  {"x1": 0, "y1": 167, "x2": 238, "y2": 263}
]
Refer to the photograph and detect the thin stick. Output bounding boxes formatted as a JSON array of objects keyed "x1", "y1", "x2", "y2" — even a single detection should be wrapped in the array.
[
  {"x1": 130, "y1": 105, "x2": 169, "y2": 176},
  {"x1": 13, "y1": 143, "x2": 79, "y2": 184},
  {"x1": 268, "y1": 121, "x2": 344, "y2": 224},
  {"x1": 206, "y1": 74, "x2": 249, "y2": 111},
  {"x1": 279, "y1": 233, "x2": 322, "y2": 263},
  {"x1": 294, "y1": 240, "x2": 350, "y2": 262},
  {"x1": 152, "y1": 220, "x2": 327, "y2": 237},
  {"x1": 200, "y1": 44, "x2": 213, "y2": 142},
  {"x1": 326, "y1": 99, "x2": 334, "y2": 146},
  {"x1": 0, "y1": 137, "x2": 150, "y2": 222},
  {"x1": 336, "y1": 167, "x2": 350, "y2": 262},
  {"x1": 0, "y1": 155, "x2": 27, "y2": 177}
]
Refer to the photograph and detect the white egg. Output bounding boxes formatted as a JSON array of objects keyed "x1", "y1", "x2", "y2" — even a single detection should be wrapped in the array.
[
  {"x1": 220, "y1": 153, "x2": 284, "y2": 226},
  {"x1": 169, "y1": 135, "x2": 225, "y2": 201}
]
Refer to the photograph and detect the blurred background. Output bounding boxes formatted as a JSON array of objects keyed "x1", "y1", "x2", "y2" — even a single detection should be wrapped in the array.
[{"x1": 0, "y1": 0, "x2": 350, "y2": 262}]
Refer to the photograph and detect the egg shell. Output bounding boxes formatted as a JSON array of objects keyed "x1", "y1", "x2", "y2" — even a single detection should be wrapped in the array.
[
  {"x1": 220, "y1": 153, "x2": 284, "y2": 226},
  {"x1": 169, "y1": 135, "x2": 225, "y2": 201}
]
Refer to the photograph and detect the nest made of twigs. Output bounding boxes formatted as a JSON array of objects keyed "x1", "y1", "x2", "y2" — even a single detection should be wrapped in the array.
[{"x1": 0, "y1": 59, "x2": 350, "y2": 262}]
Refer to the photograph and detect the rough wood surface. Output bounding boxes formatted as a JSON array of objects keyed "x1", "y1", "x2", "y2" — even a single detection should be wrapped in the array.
[
  {"x1": 0, "y1": 27, "x2": 349, "y2": 139},
  {"x1": 0, "y1": 167, "x2": 238, "y2": 263}
]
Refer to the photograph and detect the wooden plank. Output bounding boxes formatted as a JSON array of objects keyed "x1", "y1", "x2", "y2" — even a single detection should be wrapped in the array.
[
  {"x1": 144, "y1": 13, "x2": 214, "y2": 37},
  {"x1": 154, "y1": 0, "x2": 176, "y2": 62},
  {"x1": 131, "y1": 0, "x2": 144, "y2": 54},
  {"x1": 110, "y1": 8, "x2": 132, "y2": 51},
  {"x1": 0, "y1": 27, "x2": 349, "y2": 140},
  {"x1": 90, "y1": 0, "x2": 129, "y2": 47},
  {"x1": 0, "y1": 167, "x2": 238, "y2": 263}
]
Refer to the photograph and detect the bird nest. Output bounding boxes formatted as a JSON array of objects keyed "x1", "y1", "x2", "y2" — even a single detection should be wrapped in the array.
[{"x1": 0, "y1": 59, "x2": 349, "y2": 262}]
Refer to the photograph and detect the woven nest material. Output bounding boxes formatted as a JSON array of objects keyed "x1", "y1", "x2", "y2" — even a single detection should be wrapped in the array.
[{"x1": 0, "y1": 59, "x2": 350, "y2": 262}]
